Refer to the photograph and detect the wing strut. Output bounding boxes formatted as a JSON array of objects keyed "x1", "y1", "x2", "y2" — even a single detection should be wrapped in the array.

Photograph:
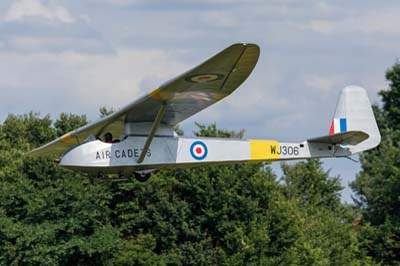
[{"x1": 136, "y1": 103, "x2": 167, "y2": 164}]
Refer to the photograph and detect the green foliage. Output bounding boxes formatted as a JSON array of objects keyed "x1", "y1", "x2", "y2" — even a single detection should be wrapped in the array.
[
  {"x1": 0, "y1": 113, "x2": 118, "y2": 265},
  {"x1": 351, "y1": 61, "x2": 400, "y2": 265},
  {"x1": 0, "y1": 112, "x2": 377, "y2": 265},
  {"x1": 194, "y1": 122, "x2": 245, "y2": 139},
  {"x1": 352, "y1": 129, "x2": 400, "y2": 224},
  {"x1": 173, "y1": 125, "x2": 184, "y2": 136},
  {"x1": 54, "y1": 113, "x2": 88, "y2": 136},
  {"x1": 110, "y1": 164, "x2": 286, "y2": 265},
  {"x1": 2, "y1": 112, "x2": 56, "y2": 150},
  {"x1": 279, "y1": 159, "x2": 373, "y2": 266},
  {"x1": 281, "y1": 159, "x2": 342, "y2": 210},
  {"x1": 380, "y1": 62, "x2": 400, "y2": 130}
]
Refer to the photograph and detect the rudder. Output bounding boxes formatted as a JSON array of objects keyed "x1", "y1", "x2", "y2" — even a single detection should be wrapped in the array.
[{"x1": 329, "y1": 85, "x2": 380, "y2": 154}]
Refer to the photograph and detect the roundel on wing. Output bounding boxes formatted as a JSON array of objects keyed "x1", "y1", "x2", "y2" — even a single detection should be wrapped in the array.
[
  {"x1": 190, "y1": 141, "x2": 208, "y2": 160},
  {"x1": 185, "y1": 73, "x2": 224, "y2": 83}
]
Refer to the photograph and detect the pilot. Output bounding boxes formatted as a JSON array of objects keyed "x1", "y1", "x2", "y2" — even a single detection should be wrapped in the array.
[
  {"x1": 104, "y1": 132, "x2": 121, "y2": 143},
  {"x1": 104, "y1": 132, "x2": 113, "y2": 143}
]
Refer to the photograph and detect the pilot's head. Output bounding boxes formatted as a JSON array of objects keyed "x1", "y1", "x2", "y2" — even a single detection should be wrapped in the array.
[{"x1": 104, "y1": 132, "x2": 113, "y2": 143}]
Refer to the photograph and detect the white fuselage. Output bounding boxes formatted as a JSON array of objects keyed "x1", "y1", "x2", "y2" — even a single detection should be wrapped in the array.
[{"x1": 60, "y1": 136, "x2": 351, "y2": 175}]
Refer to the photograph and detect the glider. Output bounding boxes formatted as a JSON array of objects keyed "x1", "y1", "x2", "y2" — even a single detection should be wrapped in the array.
[{"x1": 28, "y1": 43, "x2": 381, "y2": 181}]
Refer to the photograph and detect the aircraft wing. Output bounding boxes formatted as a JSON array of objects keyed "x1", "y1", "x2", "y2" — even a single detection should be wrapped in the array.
[{"x1": 28, "y1": 43, "x2": 260, "y2": 157}]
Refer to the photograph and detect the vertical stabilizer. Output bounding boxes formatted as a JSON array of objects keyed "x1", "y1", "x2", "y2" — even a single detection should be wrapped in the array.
[{"x1": 330, "y1": 85, "x2": 380, "y2": 154}]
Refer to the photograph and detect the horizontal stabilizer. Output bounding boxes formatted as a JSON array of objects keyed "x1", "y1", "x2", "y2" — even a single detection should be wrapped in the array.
[{"x1": 308, "y1": 131, "x2": 369, "y2": 145}]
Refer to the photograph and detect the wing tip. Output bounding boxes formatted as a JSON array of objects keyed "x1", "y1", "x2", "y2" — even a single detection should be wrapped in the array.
[{"x1": 227, "y1": 43, "x2": 260, "y2": 52}]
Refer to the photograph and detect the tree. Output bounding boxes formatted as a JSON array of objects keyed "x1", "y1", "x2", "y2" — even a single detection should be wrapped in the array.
[
  {"x1": 0, "y1": 114, "x2": 378, "y2": 265},
  {"x1": 193, "y1": 122, "x2": 245, "y2": 139},
  {"x1": 351, "y1": 62, "x2": 400, "y2": 265},
  {"x1": 280, "y1": 159, "x2": 375, "y2": 266},
  {"x1": 281, "y1": 159, "x2": 342, "y2": 211},
  {"x1": 2, "y1": 112, "x2": 56, "y2": 150},
  {"x1": 0, "y1": 113, "x2": 120, "y2": 265},
  {"x1": 54, "y1": 113, "x2": 88, "y2": 136},
  {"x1": 380, "y1": 62, "x2": 400, "y2": 130}
]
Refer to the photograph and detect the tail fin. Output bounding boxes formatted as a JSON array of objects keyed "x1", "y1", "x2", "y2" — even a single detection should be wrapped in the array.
[{"x1": 328, "y1": 85, "x2": 380, "y2": 154}]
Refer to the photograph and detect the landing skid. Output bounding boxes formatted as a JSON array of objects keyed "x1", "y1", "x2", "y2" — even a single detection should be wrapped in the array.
[
  {"x1": 86, "y1": 171, "x2": 154, "y2": 183},
  {"x1": 134, "y1": 172, "x2": 151, "y2": 182},
  {"x1": 133, "y1": 169, "x2": 155, "y2": 182}
]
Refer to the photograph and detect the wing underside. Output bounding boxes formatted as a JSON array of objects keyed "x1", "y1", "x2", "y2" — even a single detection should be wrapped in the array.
[{"x1": 29, "y1": 43, "x2": 260, "y2": 157}]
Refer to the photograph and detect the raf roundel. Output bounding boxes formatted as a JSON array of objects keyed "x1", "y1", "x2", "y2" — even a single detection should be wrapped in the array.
[
  {"x1": 190, "y1": 141, "x2": 208, "y2": 160},
  {"x1": 185, "y1": 73, "x2": 224, "y2": 83}
]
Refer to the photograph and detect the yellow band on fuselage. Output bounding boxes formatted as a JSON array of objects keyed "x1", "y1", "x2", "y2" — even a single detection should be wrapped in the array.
[{"x1": 249, "y1": 140, "x2": 280, "y2": 160}]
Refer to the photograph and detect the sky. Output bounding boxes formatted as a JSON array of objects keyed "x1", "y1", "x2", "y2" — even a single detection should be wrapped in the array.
[{"x1": 1, "y1": 0, "x2": 399, "y2": 202}]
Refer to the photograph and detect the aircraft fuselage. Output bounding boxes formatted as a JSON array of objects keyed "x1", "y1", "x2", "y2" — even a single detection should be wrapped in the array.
[{"x1": 60, "y1": 136, "x2": 351, "y2": 175}]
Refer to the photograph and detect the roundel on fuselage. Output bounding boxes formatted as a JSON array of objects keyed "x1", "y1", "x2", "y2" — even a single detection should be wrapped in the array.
[{"x1": 190, "y1": 141, "x2": 208, "y2": 160}]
